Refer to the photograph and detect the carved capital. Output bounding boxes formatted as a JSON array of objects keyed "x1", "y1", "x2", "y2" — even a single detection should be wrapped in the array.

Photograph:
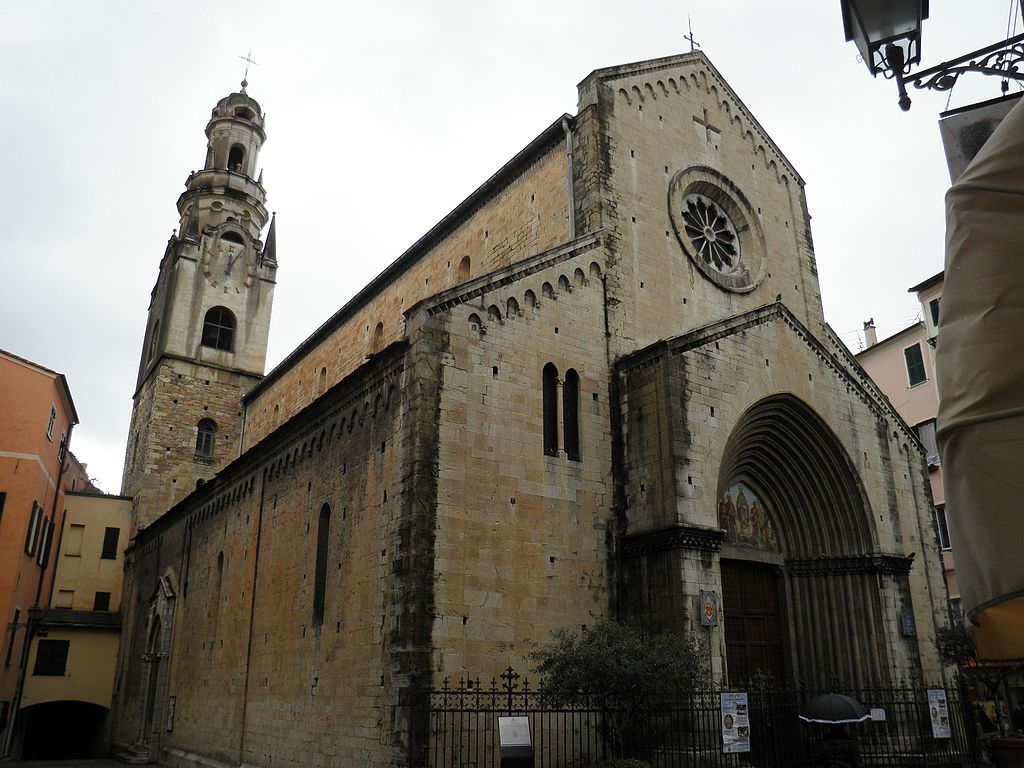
[
  {"x1": 786, "y1": 553, "x2": 914, "y2": 577},
  {"x1": 620, "y1": 524, "x2": 725, "y2": 559}
]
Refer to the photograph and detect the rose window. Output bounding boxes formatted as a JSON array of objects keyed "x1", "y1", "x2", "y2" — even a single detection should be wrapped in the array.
[{"x1": 681, "y1": 194, "x2": 740, "y2": 273}]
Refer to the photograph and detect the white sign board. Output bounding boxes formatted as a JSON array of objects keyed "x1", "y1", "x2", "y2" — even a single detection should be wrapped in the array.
[
  {"x1": 721, "y1": 692, "x2": 750, "y2": 754},
  {"x1": 928, "y1": 689, "x2": 951, "y2": 739},
  {"x1": 498, "y1": 716, "x2": 531, "y2": 747},
  {"x1": 870, "y1": 707, "x2": 886, "y2": 722}
]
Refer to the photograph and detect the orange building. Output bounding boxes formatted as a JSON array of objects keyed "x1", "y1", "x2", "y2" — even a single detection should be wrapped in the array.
[{"x1": 0, "y1": 348, "x2": 86, "y2": 755}]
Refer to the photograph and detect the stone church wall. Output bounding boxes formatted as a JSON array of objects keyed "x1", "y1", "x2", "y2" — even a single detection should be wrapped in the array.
[
  {"x1": 115, "y1": 343, "x2": 428, "y2": 767},
  {"x1": 422, "y1": 240, "x2": 614, "y2": 682},
  {"x1": 242, "y1": 137, "x2": 571, "y2": 450}
]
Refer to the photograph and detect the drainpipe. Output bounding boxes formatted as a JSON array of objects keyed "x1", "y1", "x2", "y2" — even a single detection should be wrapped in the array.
[
  {"x1": 35, "y1": 422, "x2": 72, "y2": 606},
  {"x1": 1, "y1": 615, "x2": 32, "y2": 758},
  {"x1": 238, "y1": 468, "x2": 268, "y2": 761},
  {"x1": 562, "y1": 117, "x2": 575, "y2": 241},
  {"x1": 4, "y1": 424, "x2": 75, "y2": 757}
]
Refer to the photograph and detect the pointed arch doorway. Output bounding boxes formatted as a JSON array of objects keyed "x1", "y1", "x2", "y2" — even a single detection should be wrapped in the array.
[{"x1": 716, "y1": 395, "x2": 894, "y2": 686}]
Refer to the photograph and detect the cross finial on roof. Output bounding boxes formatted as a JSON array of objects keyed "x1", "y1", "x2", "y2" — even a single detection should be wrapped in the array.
[
  {"x1": 685, "y1": 17, "x2": 700, "y2": 53},
  {"x1": 239, "y1": 50, "x2": 259, "y2": 90}
]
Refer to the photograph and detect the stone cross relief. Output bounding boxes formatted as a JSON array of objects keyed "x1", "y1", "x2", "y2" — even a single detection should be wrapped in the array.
[{"x1": 693, "y1": 108, "x2": 721, "y2": 147}]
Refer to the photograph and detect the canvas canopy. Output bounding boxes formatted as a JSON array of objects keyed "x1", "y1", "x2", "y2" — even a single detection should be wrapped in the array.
[{"x1": 937, "y1": 95, "x2": 1024, "y2": 661}]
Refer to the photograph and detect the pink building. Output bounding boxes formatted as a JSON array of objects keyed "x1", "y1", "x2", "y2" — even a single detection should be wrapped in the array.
[{"x1": 857, "y1": 272, "x2": 956, "y2": 615}]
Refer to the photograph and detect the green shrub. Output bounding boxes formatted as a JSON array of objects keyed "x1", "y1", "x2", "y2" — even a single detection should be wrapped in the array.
[{"x1": 531, "y1": 618, "x2": 707, "y2": 759}]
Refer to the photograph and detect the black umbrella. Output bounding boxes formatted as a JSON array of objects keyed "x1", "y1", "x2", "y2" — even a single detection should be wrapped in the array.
[{"x1": 799, "y1": 693, "x2": 871, "y2": 724}]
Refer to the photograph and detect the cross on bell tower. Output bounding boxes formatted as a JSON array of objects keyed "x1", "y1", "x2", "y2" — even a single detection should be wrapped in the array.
[{"x1": 238, "y1": 50, "x2": 258, "y2": 89}]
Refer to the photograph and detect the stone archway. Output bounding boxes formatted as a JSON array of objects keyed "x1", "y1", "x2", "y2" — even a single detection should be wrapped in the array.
[{"x1": 717, "y1": 394, "x2": 907, "y2": 686}]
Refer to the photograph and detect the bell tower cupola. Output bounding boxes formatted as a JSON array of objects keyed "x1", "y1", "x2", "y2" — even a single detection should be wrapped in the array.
[{"x1": 176, "y1": 80, "x2": 269, "y2": 244}]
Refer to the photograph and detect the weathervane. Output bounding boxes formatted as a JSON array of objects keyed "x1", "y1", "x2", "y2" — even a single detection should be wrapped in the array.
[
  {"x1": 685, "y1": 17, "x2": 700, "y2": 52},
  {"x1": 238, "y1": 50, "x2": 259, "y2": 90}
]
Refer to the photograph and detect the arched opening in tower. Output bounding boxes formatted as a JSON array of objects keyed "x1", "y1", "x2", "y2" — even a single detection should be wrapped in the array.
[{"x1": 228, "y1": 145, "x2": 245, "y2": 172}]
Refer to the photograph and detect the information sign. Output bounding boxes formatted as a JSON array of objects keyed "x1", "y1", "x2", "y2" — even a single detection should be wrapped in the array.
[
  {"x1": 720, "y1": 692, "x2": 750, "y2": 753},
  {"x1": 927, "y1": 689, "x2": 951, "y2": 739}
]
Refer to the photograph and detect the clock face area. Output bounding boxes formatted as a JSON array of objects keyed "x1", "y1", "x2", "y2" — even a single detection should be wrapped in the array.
[
  {"x1": 201, "y1": 232, "x2": 252, "y2": 292},
  {"x1": 668, "y1": 167, "x2": 766, "y2": 293}
]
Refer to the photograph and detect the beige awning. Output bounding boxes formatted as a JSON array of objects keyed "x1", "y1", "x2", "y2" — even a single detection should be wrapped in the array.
[{"x1": 937, "y1": 95, "x2": 1024, "y2": 661}]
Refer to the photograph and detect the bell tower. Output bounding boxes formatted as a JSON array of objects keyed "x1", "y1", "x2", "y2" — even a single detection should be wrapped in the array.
[{"x1": 122, "y1": 81, "x2": 277, "y2": 532}]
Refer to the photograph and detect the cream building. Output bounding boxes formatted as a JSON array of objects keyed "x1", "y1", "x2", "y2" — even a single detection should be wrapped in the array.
[
  {"x1": 18, "y1": 491, "x2": 131, "y2": 759},
  {"x1": 113, "y1": 53, "x2": 951, "y2": 767}
]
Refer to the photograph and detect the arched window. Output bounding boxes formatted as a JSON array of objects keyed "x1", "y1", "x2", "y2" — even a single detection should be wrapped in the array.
[
  {"x1": 195, "y1": 419, "x2": 217, "y2": 459},
  {"x1": 563, "y1": 369, "x2": 581, "y2": 461},
  {"x1": 312, "y1": 504, "x2": 331, "y2": 626},
  {"x1": 228, "y1": 144, "x2": 245, "y2": 172},
  {"x1": 148, "y1": 320, "x2": 160, "y2": 362},
  {"x1": 221, "y1": 230, "x2": 244, "y2": 245},
  {"x1": 543, "y1": 363, "x2": 559, "y2": 456},
  {"x1": 201, "y1": 307, "x2": 235, "y2": 351},
  {"x1": 457, "y1": 256, "x2": 471, "y2": 282},
  {"x1": 371, "y1": 322, "x2": 384, "y2": 354},
  {"x1": 319, "y1": 367, "x2": 327, "y2": 393}
]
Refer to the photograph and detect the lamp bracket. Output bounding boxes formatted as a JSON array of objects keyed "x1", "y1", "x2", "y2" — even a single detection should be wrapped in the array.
[{"x1": 906, "y1": 33, "x2": 1024, "y2": 100}]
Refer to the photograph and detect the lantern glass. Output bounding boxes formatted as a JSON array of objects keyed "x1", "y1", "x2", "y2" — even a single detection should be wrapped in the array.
[{"x1": 841, "y1": 0, "x2": 928, "y2": 74}]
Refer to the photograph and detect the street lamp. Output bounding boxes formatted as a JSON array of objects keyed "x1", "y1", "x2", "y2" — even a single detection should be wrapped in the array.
[{"x1": 840, "y1": 0, "x2": 1024, "y2": 110}]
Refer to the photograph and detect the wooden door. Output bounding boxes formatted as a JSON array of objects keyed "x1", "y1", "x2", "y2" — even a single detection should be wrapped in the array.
[{"x1": 721, "y1": 559, "x2": 785, "y2": 683}]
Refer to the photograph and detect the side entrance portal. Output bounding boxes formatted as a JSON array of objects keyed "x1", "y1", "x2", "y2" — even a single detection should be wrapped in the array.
[{"x1": 721, "y1": 559, "x2": 785, "y2": 683}]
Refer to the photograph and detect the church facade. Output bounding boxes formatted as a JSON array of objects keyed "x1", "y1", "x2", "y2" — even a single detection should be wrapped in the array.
[{"x1": 113, "y1": 53, "x2": 950, "y2": 767}]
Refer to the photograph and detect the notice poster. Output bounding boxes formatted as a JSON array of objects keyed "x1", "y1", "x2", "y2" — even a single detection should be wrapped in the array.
[
  {"x1": 928, "y1": 689, "x2": 951, "y2": 739},
  {"x1": 721, "y1": 692, "x2": 751, "y2": 753},
  {"x1": 497, "y1": 716, "x2": 531, "y2": 747}
]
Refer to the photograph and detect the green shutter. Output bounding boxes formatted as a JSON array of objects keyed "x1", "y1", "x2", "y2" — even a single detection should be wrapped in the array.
[{"x1": 905, "y1": 344, "x2": 926, "y2": 386}]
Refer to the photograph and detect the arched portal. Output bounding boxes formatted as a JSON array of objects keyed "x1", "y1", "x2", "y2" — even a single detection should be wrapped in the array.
[
  {"x1": 20, "y1": 700, "x2": 109, "y2": 759},
  {"x1": 137, "y1": 575, "x2": 175, "y2": 752},
  {"x1": 716, "y1": 394, "x2": 898, "y2": 687}
]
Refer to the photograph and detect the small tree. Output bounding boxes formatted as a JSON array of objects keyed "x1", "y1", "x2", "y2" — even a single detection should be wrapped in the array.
[{"x1": 531, "y1": 619, "x2": 708, "y2": 760}]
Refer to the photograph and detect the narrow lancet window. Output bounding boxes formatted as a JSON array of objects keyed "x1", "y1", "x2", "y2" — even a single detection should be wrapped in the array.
[
  {"x1": 543, "y1": 363, "x2": 559, "y2": 456},
  {"x1": 563, "y1": 368, "x2": 581, "y2": 461},
  {"x1": 312, "y1": 504, "x2": 331, "y2": 626}
]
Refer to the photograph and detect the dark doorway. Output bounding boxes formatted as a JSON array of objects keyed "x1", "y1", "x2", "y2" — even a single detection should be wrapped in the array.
[
  {"x1": 721, "y1": 559, "x2": 785, "y2": 683},
  {"x1": 20, "y1": 700, "x2": 108, "y2": 758}
]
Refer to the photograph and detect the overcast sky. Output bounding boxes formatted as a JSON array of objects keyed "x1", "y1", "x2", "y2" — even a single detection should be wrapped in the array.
[{"x1": 1, "y1": 1, "x2": 1018, "y2": 491}]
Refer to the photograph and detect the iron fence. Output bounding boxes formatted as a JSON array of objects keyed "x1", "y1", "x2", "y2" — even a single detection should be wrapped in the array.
[{"x1": 412, "y1": 668, "x2": 979, "y2": 768}]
